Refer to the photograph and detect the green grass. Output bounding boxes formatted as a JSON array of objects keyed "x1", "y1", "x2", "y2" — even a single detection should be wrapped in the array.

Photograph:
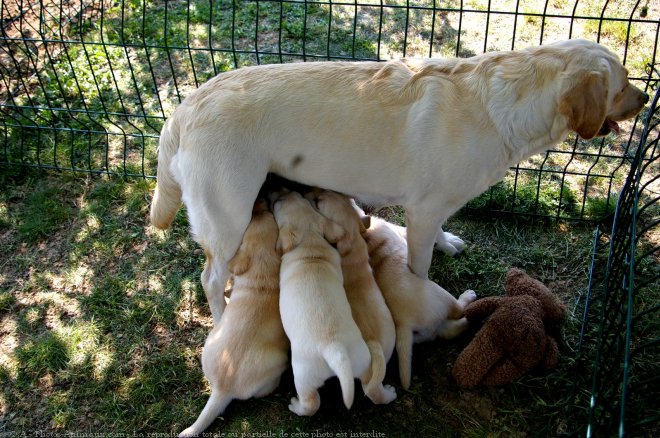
[
  {"x1": 0, "y1": 170, "x2": 630, "y2": 435},
  {"x1": 1, "y1": 0, "x2": 659, "y2": 435}
]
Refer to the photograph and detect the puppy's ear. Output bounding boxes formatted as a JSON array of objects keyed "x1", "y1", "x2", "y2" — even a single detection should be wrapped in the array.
[
  {"x1": 359, "y1": 215, "x2": 371, "y2": 233},
  {"x1": 276, "y1": 225, "x2": 300, "y2": 254},
  {"x1": 559, "y1": 71, "x2": 608, "y2": 140},
  {"x1": 323, "y1": 219, "x2": 346, "y2": 245},
  {"x1": 228, "y1": 247, "x2": 251, "y2": 276}
]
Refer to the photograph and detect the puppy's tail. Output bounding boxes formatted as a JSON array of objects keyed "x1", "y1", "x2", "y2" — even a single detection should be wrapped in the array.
[
  {"x1": 323, "y1": 343, "x2": 355, "y2": 410},
  {"x1": 396, "y1": 327, "x2": 414, "y2": 390},
  {"x1": 363, "y1": 341, "x2": 387, "y2": 397},
  {"x1": 179, "y1": 390, "x2": 231, "y2": 437},
  {"x1": 150, "y1": 117, "x2": 183, "y2": 230}
]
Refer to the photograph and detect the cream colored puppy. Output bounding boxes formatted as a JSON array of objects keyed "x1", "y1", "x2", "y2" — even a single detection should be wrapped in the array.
[
  {"x1": 362, "y1": 211, "x2": 477, "y2": 390},
  {"x1": 180, "y1": 200, "x2": 288, "y2": 437},
  {"x1": 272, "y1": 190, "x2": 370, "y2": 416},
  {"x1": 306, "y1": 189, "x2": 396, "y2": 405}
]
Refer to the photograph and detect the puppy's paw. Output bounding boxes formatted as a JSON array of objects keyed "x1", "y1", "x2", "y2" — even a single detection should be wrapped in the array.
[
  {"x1": 436, "y1": 232, "x2": 466, "y2": 256},
  {"x1": 459, "y1": 289, "x2": 478, "y2": 306},
  {"x1": 366, "y1": 384, "x2": 397, "y2": 405},
  {"x1": 178, "y1": 428, "x2": 198, "y2": 438},
  {"x1": 289, "y1": 397, "x2": 316, "y2": 417},
  {"x1": 381, "y1": 384, "x2": 397, "y2": 404}
]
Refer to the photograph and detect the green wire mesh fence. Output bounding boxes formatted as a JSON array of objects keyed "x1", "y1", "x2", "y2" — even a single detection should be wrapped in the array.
[
  {"x1": 1, "y1": 1, "x2": 660, "y2": 435},
  {"x1": 1, "y1": 0, "x2": 659, "y2": 221},
  {"x1": 573, "y1": 74, "x2": 659, "y2": 438}
]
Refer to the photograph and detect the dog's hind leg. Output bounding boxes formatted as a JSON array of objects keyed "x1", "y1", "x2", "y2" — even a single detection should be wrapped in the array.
[
  {"x1": 196, "y1": 195, "x2": 257, "y2": 324},
  {"x1": 436, "y1": 317, "x2": 470, "y2": 340},
  {"x1": 458, "y1": 289, "x2": 477, "y2": 308},
  {"x1": 289, "y1": 367, "x2": 322, "y2": 416},
  {"x1": 179, "y1": 390, "x2": 232, "y2": 437},
  {"x1": 198, "y1": 250, "x2": 233, "y2": 325},
  {"x1": 178, "y1": 156, "x2": 266, "y2": 324}
]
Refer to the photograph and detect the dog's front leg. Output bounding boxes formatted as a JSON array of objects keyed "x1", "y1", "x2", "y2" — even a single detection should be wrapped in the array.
[{"x1": 404, "y1": 209, "x2": 442, "y2": 279}]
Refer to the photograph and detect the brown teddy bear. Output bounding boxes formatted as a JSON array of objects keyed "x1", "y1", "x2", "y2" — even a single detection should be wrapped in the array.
[{"x1": 452, "y1": 268, "x2": 566, "y2": 388}]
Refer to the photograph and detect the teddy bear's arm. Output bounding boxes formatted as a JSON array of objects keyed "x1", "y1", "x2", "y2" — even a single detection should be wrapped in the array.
[
  {"x1": 541, "y1": 336, "x2": 560, "y2": 369},
  {"x1": 452, "y1": 327, "x2": 504, "y2": 388},
  {"x1": 480, "y1": 358, "x2": 527, "y2": 386}
]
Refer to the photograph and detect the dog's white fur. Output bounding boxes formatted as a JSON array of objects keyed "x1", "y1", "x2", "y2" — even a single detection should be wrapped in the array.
[
  {"x1": 272, "y1": 191, "x2": 369, "y2": 416},
  {"x1": 362, "y1": 211, "x2": 477, "y2": 389},
  {"x1": 306, "y1": 189, "x2": 397, "y2": 405},
  {"x1": 150, "y1": 39, "x2": 647, "y2": 323},
  {"x1": 180, "y1": 200, "x2": 288, "y2": 437}
]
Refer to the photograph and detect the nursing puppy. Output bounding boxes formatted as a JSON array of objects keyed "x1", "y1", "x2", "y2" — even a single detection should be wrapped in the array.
[
  {"x1": 150, "y1": 39, "x2": 648, "y2": 323},
  {"x1": 180, "y1": 200, "x2": 288, "y2": 437},
  {"x1": 272, "y1": 190, "x2": 370, "y2": 416},
  {"x1": 362, "y1": 211, "x2": 477, "y2": 390},
  {"x1": 306, "y1": 189, "x2": 397, "y2": 405}
]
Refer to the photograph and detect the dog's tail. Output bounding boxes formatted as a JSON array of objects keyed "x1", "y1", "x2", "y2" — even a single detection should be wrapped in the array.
[
  {"x1": 396, "y1": 326, "x2": 414, "y2": 390},
  {"x1": 178, "y1": 390, "x2": 231, "y2": 437},
  {"x1": 323, "y1": 342, "x2": 355, "y2": 410},
  {"x1": 363, "y1": 341, "x2": 386, "y2": 397},
  {"x1": 150, "y1": 117, "x2": 183, "y2": 230}
]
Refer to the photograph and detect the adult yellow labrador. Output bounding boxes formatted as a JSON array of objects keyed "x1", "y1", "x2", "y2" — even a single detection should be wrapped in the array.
[{"x1": 150, "y1": 39, "x2": 648, "y2": 323}]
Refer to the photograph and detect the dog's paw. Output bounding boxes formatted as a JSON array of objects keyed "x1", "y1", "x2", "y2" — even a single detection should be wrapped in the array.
[
  {"x1": 459, "y1": 289, "x2": 478, "y2": 306},
  {"x1": 436, "y1": 232, "x2": 466, "y2": 256},
  {"x1": 381, "y1": 384, "x2": 397, "y2": 404},
  {"x1": 289, "y1": 397, "x2": 316, "y2": 417},
  {"x1": 178, "y1": 428, "x2": 199, "y2": 438},
  {"x1": 366, "y1": 384, "x2": 397, "y2": 405}
]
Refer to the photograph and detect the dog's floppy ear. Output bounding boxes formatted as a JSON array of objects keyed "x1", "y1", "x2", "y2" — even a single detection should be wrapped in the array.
[
  {"x1": 559, "y1": 70, "x2": 608, "y2": 140},
  {"x1": 323, "y1": 218, "x2": 346, "y2": 245},
  {"x1": 276, "y1": 225, "x2": 300, "y2": 254},
  {"x1": 359, "y1": 215, "x2": 371, "y2": 233},
  {"x1": 228, "y1": 247, "x2": 251, "y2": 276}
]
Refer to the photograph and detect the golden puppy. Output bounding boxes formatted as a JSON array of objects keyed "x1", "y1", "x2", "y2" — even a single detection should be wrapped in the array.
[
  {"x1": 306, "y1": 189, "x2": 396, "y2": 405},
  {"x1": 151, "y1": 39, "x2": 648, "y2": 323},
  {"x1": 272, "y1": 190, "x2": 370, "y2": 416},
  {"x1": 362, "y1": 212, "x2": 477, "y2": 390},
  {"x1": 180, "y1": 200, "x2": 288, "y2": 437}
]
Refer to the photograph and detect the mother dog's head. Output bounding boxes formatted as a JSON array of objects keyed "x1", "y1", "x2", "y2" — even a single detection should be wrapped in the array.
[{"x1": 547, "y1": 39, "x2": 649, "y2": 140}]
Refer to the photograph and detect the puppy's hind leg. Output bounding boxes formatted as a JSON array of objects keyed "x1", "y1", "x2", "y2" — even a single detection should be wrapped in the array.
[
  {"x1": 458, "y1": 289, "x2": 477, "y2": 308},
  {"x1": 404, "y1": 208, "x2": 442, "y2": 279},
  {"x1": 179, "y1": 390, "x2": 232, "y2": 437},
  {"x1": 289, "y1": 369, "x2": 322, "y2": 416},
  {"x1": 436, "y1": 317, "x2": 470, "y2": 340}
]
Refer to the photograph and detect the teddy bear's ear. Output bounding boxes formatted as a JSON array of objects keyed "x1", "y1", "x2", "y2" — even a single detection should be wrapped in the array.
[
  {"x1": 505, "y1": 268, "x2": 566, "y2": 323},
  {"x1": 463, "y1": 297, "x2": 504, "y2": 322}
]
